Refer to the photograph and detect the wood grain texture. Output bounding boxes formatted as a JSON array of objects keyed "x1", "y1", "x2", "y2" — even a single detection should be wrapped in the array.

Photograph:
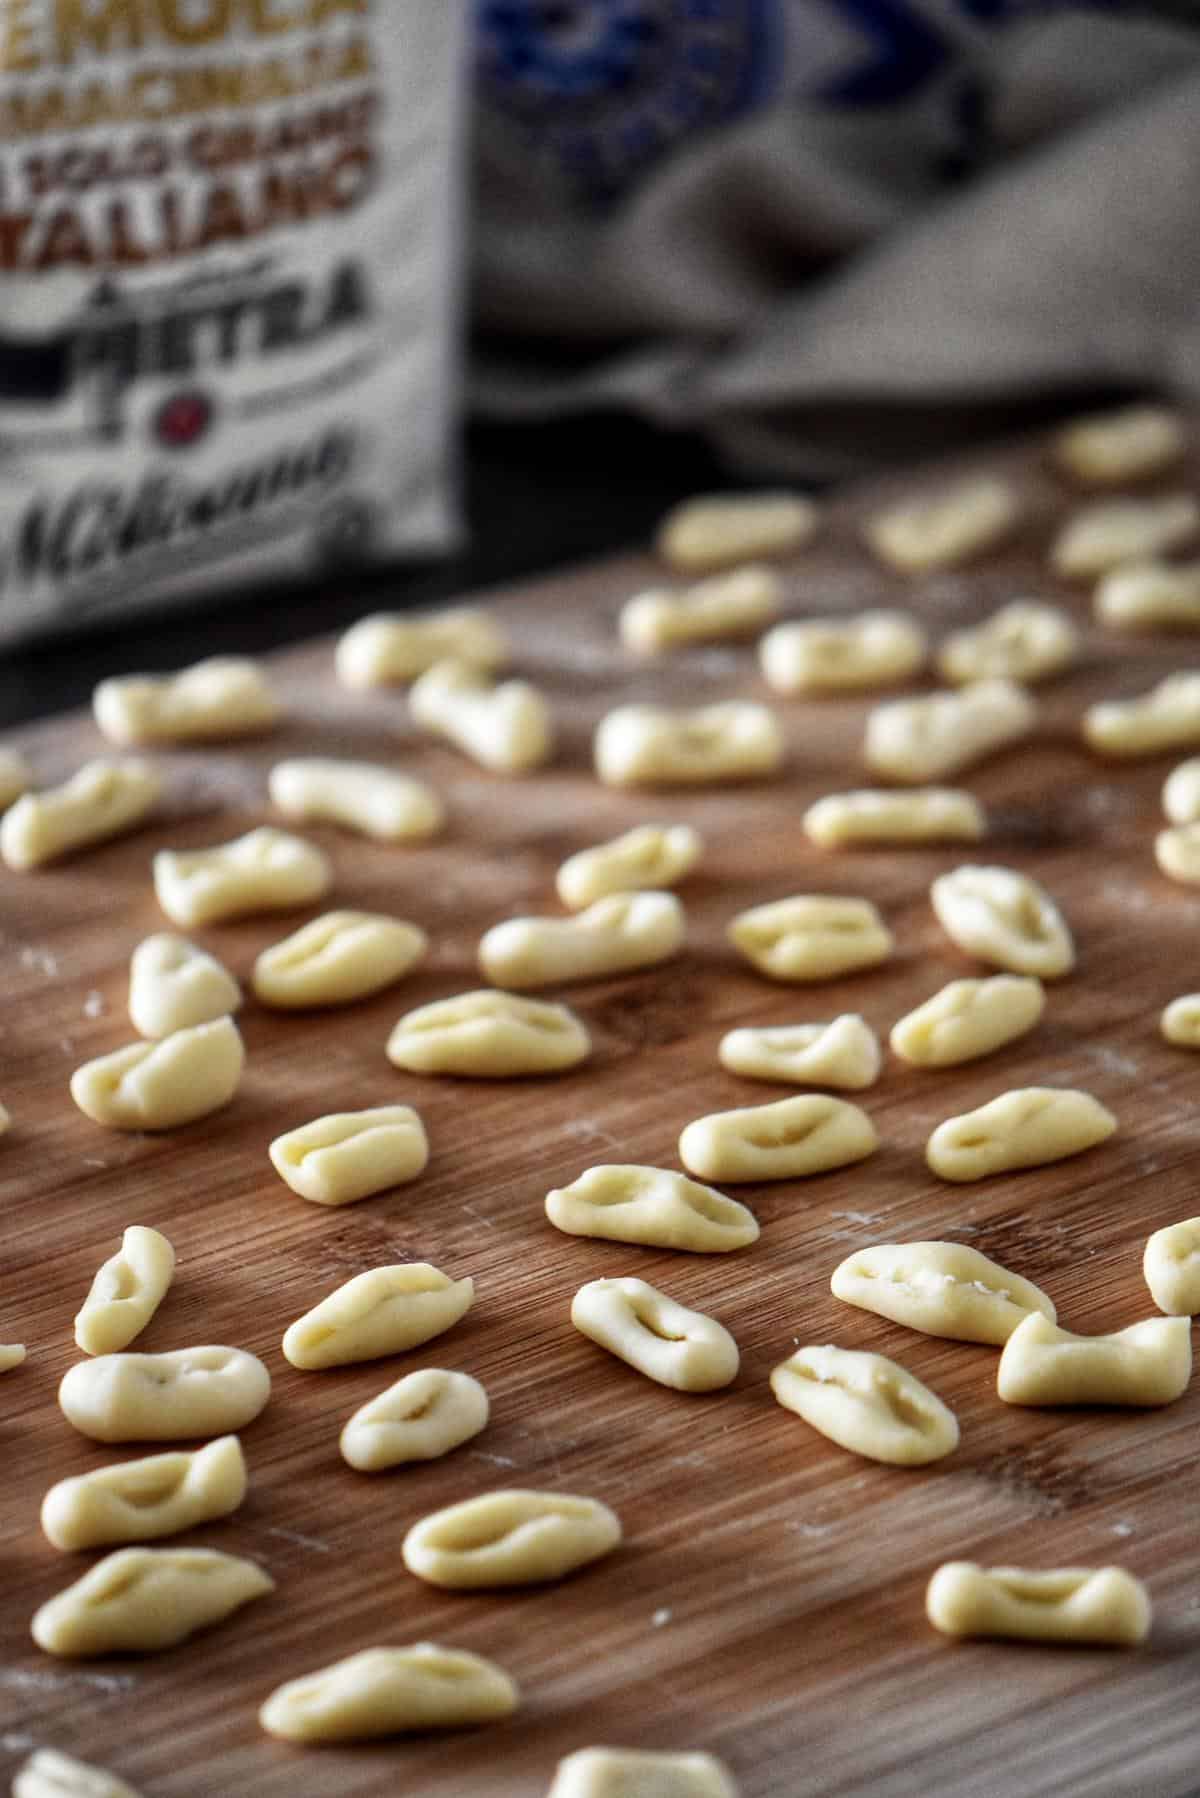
[{"x1": 4, "y1": 435, "x2": 1200, "y2": 1798}]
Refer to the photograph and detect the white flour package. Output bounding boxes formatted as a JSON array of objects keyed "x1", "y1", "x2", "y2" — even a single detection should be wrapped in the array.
[{"x1": 0, "y1": 2, "x2": 466, "y2": 647}]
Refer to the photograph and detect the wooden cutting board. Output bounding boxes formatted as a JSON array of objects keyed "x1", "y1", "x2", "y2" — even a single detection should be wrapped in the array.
[{"x1": 4, "y1": 435, "x2": 1200, "y2": 1798}]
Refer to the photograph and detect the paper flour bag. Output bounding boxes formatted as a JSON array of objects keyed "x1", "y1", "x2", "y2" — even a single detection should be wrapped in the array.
[{"x1": 0, "y1": 1, "x2": 466, "y2": 647}]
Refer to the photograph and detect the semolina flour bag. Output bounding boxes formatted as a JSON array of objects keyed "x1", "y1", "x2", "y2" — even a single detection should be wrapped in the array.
[{"x1": 0, "y1": 1, "x2": 466, "y2": 646}]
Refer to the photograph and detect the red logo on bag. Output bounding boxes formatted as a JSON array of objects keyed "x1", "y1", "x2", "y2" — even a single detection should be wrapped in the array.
[{"x1": 154, "y1": 390, "x2": 214, "y2": 450}]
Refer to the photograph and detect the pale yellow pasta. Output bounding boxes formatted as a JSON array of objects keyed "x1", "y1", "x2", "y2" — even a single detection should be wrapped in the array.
[
  {"x1": 403, "y1": 1489, "x2": 622, "y2": 1589},
  {"x1": 1, "y1": 758, "x2": 160, "y2": 871},
  {"x1": 0, "y1": 746, "x2": 32, "y2": 810},
  {"x1": 620, "y1": 566, "x2": 782, "y2": 653},
  {"x1": 0, "y1": 1342, "x2": 26, "y2": 1371},
  {"x1": 728, "y1": 894, "x2": 893, "y2": 982},
  {"x1": 937, "y1": 602, "x2": 1078, "y2": 685},
  {"x1": 32, "y1": 1547, "x2": 273, "y2": 1657},
  {"x1": 1084, "y1": 673, "x2": 1200, "y2": 758},
  {"x1": 546, "y1": 1747, "x2": 739, "y2": 1798},
  {"x1": 70, "y1": 1018, "x2": 244, "y2": 1132},
  {"x1": 479, "y1": 892, "x2": 684, "y2": 989},
  {"x1": 1095, "y1": 561, "x2": 1200, "y2": 631},
  {"x1": 13, "y1": 1748, "x2": 143, "y2": 1798},
  {"x1": 545, "y1": 1165, "x2": 759, "y2": 1253},
  {"x1": 41, "y1": 1436, "x2": 247, "y2": 1552},
  {"x1": 931, "y1": 865, "x2": 1074, "y2": 978},
  {"x1": 1052, "y1": 494, "x2": 1200, "y2": 579},
  {"x1": 260, "y1": 1643, "x2": 518, "y2": 1742},
  {"x1": 1143, "y1": 1218, "x2": 1200, "y2": 1316},
  {"x1": 93, "y1": 657, "x2": 279, "y2": 745},
  {"x1": 340, "y1": 1370, "x2": 490, "y2": 1472},
  {"x1": 656, "y1": 490, "x2": 818, "y2": 572},
  {"x1": 803, "y1": 788, "x2": 984, "y2": 849},
  {"x1": 409, "y1": 660, "x2": 553, "y2": 772},
  {"x1": 594, "y1": 701, "x2": 784, "y2": 787},
  {"x1": 830, "y1": 1241, "x2": 1055, "y2": 1345},
  {"x1": 253, "y1": 911, "x2": 427, "y2": 1009},
  {"x1": 74, "y1": 1225, "x2": 175, "y2": 1356},
  {"x1": 927, "y1": 1088, "x2": 1115, "y2": 1182},
  {"x1": 571, "y1": 1276, "x2": 739, "y2": 1392},
  {"x1": 865, "y1": 476, "x2": 1018, "y2": 573},
  {"x1": 997, "y1": 1312, "x2": 1191, "y2": 1408},
  {"x1": 58, "y1": 1345, "x2": 270, "y2": 1443},
  {"x1": 926, "y1": 1563, "x2": 1150, "y2": 1647},
  {"x1": 1161, "y1": 994, "x2": 1200, "y2": 1048},
  {"x1": 1053, "y1": 403, "x2": 1185, "y2": 485},
  {"x1": 680, "y1": 1094, "x2": 877, "y2": 1183},
  {"x1": 386, "y1": 990, "x2": 591, "y2": 1077},
  {"x1": 269, "y1": 758, "x2": 444, "y2": 841},
  {"x1": 890, "y1": 975, "x2": 1045, "y2": 1067},
  {"x1": 336, "y1": 607, "x2": 508, "y2": 687},
  {"x1": 282, "y1": 1264, "x2": 473, "y2": 1371},
  {"x1": 770, "y1": 1344, "x2": 958, "y2": 1466},
  {"x1": 1163, "y1": 758, "x2": 1200, "y2": 824},
  {"x1": 865, "y1": 680, "x2": 1035, "y2": 783},
  {"x1": 718, "y1": 1015, "x2": 881, "y2": 1090},
  {"x1": 128, "y1": 934, "x2": 240, "y2": 1039},
  {"x1": 269, "y1": 1106, "x2": 428, "y2": 1207},
  {"x1": 154, "y1": 827, "x2": 331, "y2": 928},
  {"x1": 1155, "y1": 822, "x2": 1200, "y2": 884},
  {"x1": 556, "y1": 823, "x2": 702, "y2": 910},
  {"x1": 759, "y1": 610, "x2": 926, "y2": 694}
]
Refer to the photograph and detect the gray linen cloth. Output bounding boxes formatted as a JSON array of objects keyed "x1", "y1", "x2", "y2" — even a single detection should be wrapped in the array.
[{"x1": 471, "y1": 6, "x2": 1200, "y2": 476}]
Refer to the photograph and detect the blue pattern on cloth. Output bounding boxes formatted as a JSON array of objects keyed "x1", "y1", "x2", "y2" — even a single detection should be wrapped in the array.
[
  {"x1": 477, "y1": 1, "x2": 774, "y2": 198},
  {"x1": 476, "y1": 0, "x2": 1085, "y2": 201}
]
